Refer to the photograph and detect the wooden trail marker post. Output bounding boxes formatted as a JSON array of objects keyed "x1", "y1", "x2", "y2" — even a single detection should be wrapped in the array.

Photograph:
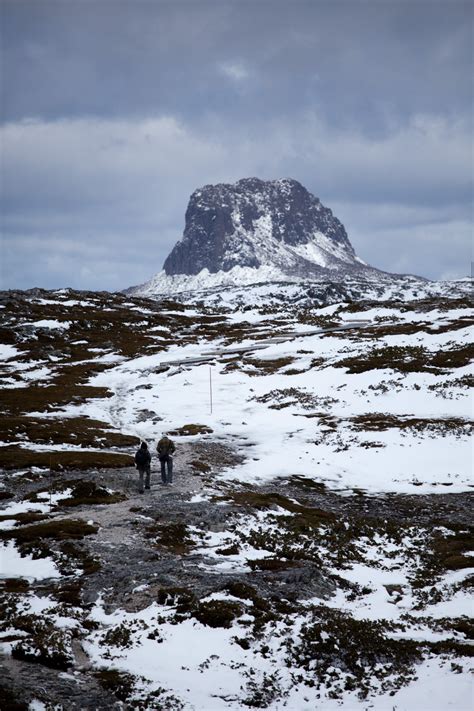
[
  {"x1": 49, "y1": 456, "x2": 53, "y2": 513},
  {"x1": 209, "y1": 366, "x2": 213, "y2": 415}
]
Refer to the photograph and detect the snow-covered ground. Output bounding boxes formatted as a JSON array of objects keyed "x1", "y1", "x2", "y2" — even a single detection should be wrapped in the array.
[
  {"x1": 0, "y1": 287, "x2": 472, "y2": 709},
  {"x1": 55, "y1": 301, "x2": 473, "y2": 495}
]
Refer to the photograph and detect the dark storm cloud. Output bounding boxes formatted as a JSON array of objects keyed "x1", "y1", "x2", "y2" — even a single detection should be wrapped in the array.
[{"x1": 1, "y1": 0, "x2": 472, "y2": 289}]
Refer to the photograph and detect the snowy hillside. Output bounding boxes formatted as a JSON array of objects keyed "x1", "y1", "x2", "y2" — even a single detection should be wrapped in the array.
[
  {"x1": 0, "y1": 287, "x2": 473, "y2": 709},
  {"x1": 130, "y1": 267, "x2": 472, "y2": 304}
]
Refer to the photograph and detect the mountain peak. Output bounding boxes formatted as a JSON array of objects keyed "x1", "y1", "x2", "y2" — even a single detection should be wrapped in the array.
[{"x1": 162, "y1": 177, "x2": 364, "y2": 279}]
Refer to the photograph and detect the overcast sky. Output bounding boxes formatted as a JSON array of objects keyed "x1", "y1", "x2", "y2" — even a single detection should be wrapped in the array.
[{"x1": 1, "y1": 0, "x2": 472, "y2": 291}]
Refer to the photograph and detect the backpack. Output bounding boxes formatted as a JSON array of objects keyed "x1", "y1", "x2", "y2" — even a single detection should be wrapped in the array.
[
  {"x1": 157, "y1": 437, "x2": 174, "y2": 456},
  {"x1": 135, "y1": 448, "x2": 149, "y2": 466}
]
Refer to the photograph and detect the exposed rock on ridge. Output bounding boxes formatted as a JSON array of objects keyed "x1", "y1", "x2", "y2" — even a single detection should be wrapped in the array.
[{"x1": 163, "y1": 177, "x2": 368, "y2": 279}]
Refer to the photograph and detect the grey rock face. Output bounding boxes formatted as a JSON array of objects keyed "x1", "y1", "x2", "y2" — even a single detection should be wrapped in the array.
[{"x1": 163, "y1": 178, "x2": 366, "y2": 278}]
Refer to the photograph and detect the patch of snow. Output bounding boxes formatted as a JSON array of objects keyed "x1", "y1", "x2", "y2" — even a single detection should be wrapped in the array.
[
  {"x1": 0, "y1": 541, "x2": 60, "y2": 580},
  {"x1": 26, "y1": 319, "x2": 71, "y2": 330},
  {"x1": 21, "y1": 366, "x2": 52, "y2": 382},
  {"x1": 131, "y1": 265, "x2": 291, "y2": 296},
  {"x1": 0, "y1": 344, "x2": 21, "y2": 361}
]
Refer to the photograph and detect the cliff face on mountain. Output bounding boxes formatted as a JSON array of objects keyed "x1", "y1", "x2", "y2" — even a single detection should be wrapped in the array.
[{"x1": 162, "y1": 177, "x2": 369, "y2": 279}]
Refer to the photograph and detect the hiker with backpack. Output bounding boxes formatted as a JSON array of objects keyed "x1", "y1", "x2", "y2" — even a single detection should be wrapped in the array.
[
  {"x1": 135, "y1": 441, "x2": 152, "y2": 494},
  {"x1": 156, "y1": 434, "x2": 176, "y2": 485}
]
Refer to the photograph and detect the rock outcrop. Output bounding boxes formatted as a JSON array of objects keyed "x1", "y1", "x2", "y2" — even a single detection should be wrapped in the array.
[{"x1": 162, "y1": 177, "x2": 367, "y2": 279}]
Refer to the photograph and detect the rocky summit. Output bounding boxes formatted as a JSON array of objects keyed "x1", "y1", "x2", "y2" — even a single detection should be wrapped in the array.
[
  {"x1": 130, "y1": 178, "x2": 391, "y2": 297},
  {"x1": 163, "y1": 177, "x2": 366, "y2": 278}
]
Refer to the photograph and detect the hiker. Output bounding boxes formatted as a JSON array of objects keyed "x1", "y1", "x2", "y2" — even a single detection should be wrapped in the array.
[
  {"x1": 156, "y1": 434, "x2": 175, "y2": 485},
  {"x1": 135, "y1": 441, "x2": 152, "y2": 494}
]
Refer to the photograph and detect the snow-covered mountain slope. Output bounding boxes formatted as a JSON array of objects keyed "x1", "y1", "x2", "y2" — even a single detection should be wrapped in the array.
[
  {"x1": 130, "y1": 266, "x2": 472, "y2": 308},
  {"x1": 1, "y1": 288, "x2": 473, "y2": 709},
  {"x1": 129, "y1": 177, "x2": 405, "y2": 297}
]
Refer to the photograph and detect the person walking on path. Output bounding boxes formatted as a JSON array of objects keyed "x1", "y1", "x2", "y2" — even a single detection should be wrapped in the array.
[
  {"x1": 157, "y1": 434, "x2": 175, "y2": 484},
  {"x1": 135, "y1": 441, "x2": 152, "y2": 494}
]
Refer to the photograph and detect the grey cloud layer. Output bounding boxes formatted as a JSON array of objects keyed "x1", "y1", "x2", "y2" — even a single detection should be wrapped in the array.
[
  {"x1": 3, "y1": 0, "x2": 472, "y2": 126},
  {"x1": 1, "y1": 0, "x2": 472, "y2": 289}
]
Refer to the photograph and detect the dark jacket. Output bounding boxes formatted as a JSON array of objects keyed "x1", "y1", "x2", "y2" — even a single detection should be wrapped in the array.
[
  {"x1": 157, "y1": 436, "x2": 175, "y2": 458},
  {"x1": 135, "y1": 443, "x2": 151, "y2": 469}
]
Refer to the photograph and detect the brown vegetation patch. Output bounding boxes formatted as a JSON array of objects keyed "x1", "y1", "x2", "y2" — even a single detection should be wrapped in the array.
[
  {"x1": 430, "y1": 345, "x2": 473, "y2": 370},
  {"x1": 11, "y1": 617, "x2": 74, "y2": 670},
  {"x1": 253, "y1": 388, "x2": 337, "y2": 411},
  {"x1": 1, "y1": 578, "x2": 30, "y2": 593},
  {"x1": 94, "y1": 669, "x2": 138, "y2": 702},
  {"x1": 247, "y1": 557, "x2": 301, "y2": 572},
  {"x1": 58, "y1": 540, "x2": 101, "y2": 575},
  {"x1": 1, "y1": 518, "x2": 99, "y2": 543},
  {"x1": 0, "y1": 415, "x2": 139, "y2": 447},
  {"x1": 285, "y1": 606, "x2": 421, "y2": 698},
  {"x1": 156, "y1": 587, "x2": 196, "y2": 610},
  {"x1": 222, "y1": 582, "x2": 267, "y2": 606},
  {"x1": 51, "y1": 579, "x2": 84, "y2": 606},
  {"x1": 226, "y1": 490, "x2": 335, "y2": 525},
  {"x1": 0, "y1": 512, "x2": 50, "y2": 526},
  {"x1": 0, "y1": 383, "x2": 112, "y2": 417},
  {"x1": 295, "y1": 313, "x2": 341, "y2": 328},
  {"x1": 192, "y1": 599, "x2": 243, "y2": 628},
  {"x1": 428, "y1": 375, "x2": 473, "y2": 395},
  {"x1": 451, "y1": 618, "x2": 474, "y2": 640},
  {"x1": 289, "y1": 475, "x2": 326, "y2": 491},
  {"x1": 197, "y1": 321, "x2": 251, "y2": 345},
  {"x1": 340, "y1": 296, "x2": 473, "y2": 315},
  {"x1": 216, "y1": 543, "x2": 240, "y2": 556},
  {"x1": 369, "y1": 317, "x2": 474, "y2": 338},
  {"x1": 168, "y1": 423, "x2": 213, "y2": 436},
  {"x1": 57, "y1": 480, "x2": 126, "y2": 507},
  {"x1": 190, "y1": 459, "x2": 211, "y2": 473},
  {"x1": 433, "y1": 528, "x2": 474, "y2": 571},
  {"x1": 350, "y1": 413, "x2": 473, "y2": 435},
  {"x1": 336, "y1": 344, "x2": 473, "y2": 374},
  {"x1": 242, "y1": 355, "x2": 296, "y2": 375},
  {"x1": 147, "y1": 522, "x2": 192, "y2": 554},
  {"x1": 0, "y1": 446, "x2": 134, "y2": 470}
]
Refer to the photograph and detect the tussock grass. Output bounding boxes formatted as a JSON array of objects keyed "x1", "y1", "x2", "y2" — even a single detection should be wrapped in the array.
[
  {"x1": 11, "y1": 617, "x2": 74, "y2": 670},
  {"x1": 1, "y1": 518, "x2": 99, "y2": 542},
  {"x1": 248, "y1": 557, "x2": 301, "y2": 572},
  {"x1": 57, "y1": 480, "x2": 126, "y2": 507},
  {"x1": 147, "y1": 522, "x2": 192, "y2": 554},
  {"x1": 94, "y1": 670, "x2": 138, "y2": 702},
  {"x1": 242, "y1": 356, "x2": 296, "y2": 375},
  {"x1": 0, "y1": 415, "x2": 139, "y2": 447},
  {"x1": 225, "y1": 490, "x2": 335, "y2": 524},
  {"x1": 433, "y1": 529, "x2": 474, "y2": 571},
  {"x1": 0, "y1": 512, "x2": 50, "y2": 526},
  {"x1": 285, "y1": 606, "x2": 421, "y2": 699},
  {"x1": 350, "y1": 413, "x2": 473, "y2": 435},
  {"x1": 336, "y1": 344, "x2": 472, "y2": 374},
  {"x1": 190, "y1": 459, "x2": 211, "y2": 472},
  {"x1": 0, "y1": 384, "x2": 112, "y2": 417},
  {"x1": 192, "y1": 599, "x2": 243, "y2": 628},
  {"x1": 0, "y1": 446, "x2": 134, "y2": 470},
  {"x1": 168, "y1": 423, "x2": 213, "y2": 436}
]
